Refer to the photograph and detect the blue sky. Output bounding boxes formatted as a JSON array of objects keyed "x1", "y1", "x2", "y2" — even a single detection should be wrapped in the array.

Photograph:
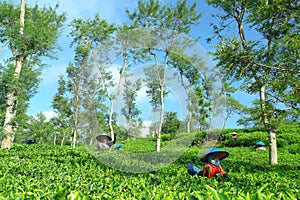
[{"x1": 7, "y1": 0, "x2": 255, "y2": 128}]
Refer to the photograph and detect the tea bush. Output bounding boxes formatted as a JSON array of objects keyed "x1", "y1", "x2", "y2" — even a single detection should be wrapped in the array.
[
  {"x1": 219, "y1": 125, "x2": 300, "y2": 148},
  {"x1": 0, "y1": 138, "x2": 299, "y2": 199}
]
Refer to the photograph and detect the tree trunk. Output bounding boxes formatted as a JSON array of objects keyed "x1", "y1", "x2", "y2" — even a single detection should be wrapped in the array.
[
  {"x1": 260, "y1": 84, "x2": 278, "y2": 164},
  {"x1": 89, "y1": 129, "x2": 93, "y2": 146},
  {"x1": 1, "y1": 95, "x2": 16, "y2": 149},
  {"x1": 53, "y1": 132, "x2": 56, "y2": 145},
  {"x1": 268, "y1": 130, "x2": 278, "y2": 164},
  {"x1": 186, "y1": 83, "x2": 193, "y2": 133},
  {"x1": 235, "y1": 7, "x2": 278, "y2": 165},
  {"x1": 108, "y1": 99, "x2": 115, "y2": 142},
  {"x1": 106, "y1": 53, "x2": 128, "y2": 143},
  {"x1": 156, "y1": 85, "x2": 164, "y2": 152},
  {"x1": 61, "y1": 129, "x2": 66, "y2": 146},
  {"x1": 1, "y1": 0, "x2": 26, "y2": 149},
  {"x1": 71, "y1": 129, "x2": 77, "y2": 148},
  {"x1": 209, "y1": 116, "x2": 213, "y2": 130},
  {"x1": 179, "y1": 71, "x2": 191, "y2": 133},
  {"x1": 156, "y1": 51, "x2": 168, "y2": 152},
  {"x1": 71, "y1": 110, "x2": 78, "y2": 148},
  {"x1": 153, "y1": 110, "x2": 156, "y2": 137},
  {"x1": 222, "y1": 116, "x2": 228, "y2": 129},
  {"x1": 187, "y1": 97, "x2": 192, "y2": 133}
]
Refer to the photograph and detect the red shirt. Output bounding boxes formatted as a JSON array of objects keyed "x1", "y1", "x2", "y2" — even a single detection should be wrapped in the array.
[{"x1": 202, "y1": 163, "x2": 225, "y2": 178}]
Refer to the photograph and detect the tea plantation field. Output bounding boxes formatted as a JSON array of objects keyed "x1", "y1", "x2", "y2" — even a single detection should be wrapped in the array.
[{"x1": 0, "y1": 139, "x2": 299, "y2": 199}]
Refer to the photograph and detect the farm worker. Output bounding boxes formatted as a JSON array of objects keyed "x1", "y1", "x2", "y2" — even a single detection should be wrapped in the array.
[
  {"x1": 254, "y1": 141, "x2": 267, "y2": 151},
  {"x1": 98, "y1": 138, "x2": 110, "y2": 150},
  {"x1": 27, "y1": 138, "x2": 35, "y2": 145},
  {"x1": 231, "y1": 132, "x2": 237, "y2": 139},
  {"x1": 188, "y1": 147, "x2": 229, "y2": 179}
]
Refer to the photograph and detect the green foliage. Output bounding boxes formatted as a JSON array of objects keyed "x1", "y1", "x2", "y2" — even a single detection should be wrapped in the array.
[
  {"x1": 162, "y1": 111, "x2": 181, "y2": 135},
  {"x1": 208, "y1": 0, "x2": 299, "y2": 128},
  {"x1": 121, "y1": 137, "x2": 156, "y2": 153},
  {"x1": 0, "y1": 140, "x2": 298, "y2": 199},
  {"x1": 222, "y1": 131, "x2": 268, "y2": 147},
  {"x1": 0, "y1": 1, "x2": 66, "y2": 148},
  {"x1": 220, "y1": 125, "x2": 300, "y2": 148}
]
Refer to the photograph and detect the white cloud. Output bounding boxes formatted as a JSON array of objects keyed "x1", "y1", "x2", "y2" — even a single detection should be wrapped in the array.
[
  {"x1": 31, "y1": 110, "x2": 56, "y2": 121},
  {"x1": 42, "y1": 110, "x2": 57, "y2": 121},
  {"x1": 143, "y1": 120, "x2": 152, "y2": 127}
]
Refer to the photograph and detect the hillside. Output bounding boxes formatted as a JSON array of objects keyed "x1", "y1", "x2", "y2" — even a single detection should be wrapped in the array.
[{"x1": 0, "y1": 126, "x2": 299, "y2": 199}]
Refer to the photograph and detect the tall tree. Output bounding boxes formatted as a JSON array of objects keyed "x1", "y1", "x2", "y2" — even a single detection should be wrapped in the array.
[
  {"x1": 161, "y1": 111, "x2": 181, "y2": 135},
  {"x1": 169, "y1": 53, "x2": 209, "y2": 132},
  {"x1": 222, "y1": 81, "x2": 244, "y2": 129},
  {"x1": 52, "y1": 75, "x2": 73, "y2": 146},
  {"x1": 68, "y1": 14, "x2": 116, "y2": 148},
  {"x1": 0, "y1": 1, "x2": 66, "y2": 149},
  {"x1": 126, "y1": 0, "x2": 202, "y2": 152},
  {"x1": 206, "y1": 0, "x2": 300, "y2": 164},
  {"x1": 90, "y1": 23, "x2": 143, "y2": 142},
  {"x1": 121, "y1": 78, "x2": 142, "y2": 139},
  {"x1": 191, "y1": 85, "x2": 210, "y2": 130},
  {"x1": 144, "y1": 66, "x2": 163, "y2": 137},
  {"x1": 27, "y1": 112, "x2": 54, "y2": 145}
]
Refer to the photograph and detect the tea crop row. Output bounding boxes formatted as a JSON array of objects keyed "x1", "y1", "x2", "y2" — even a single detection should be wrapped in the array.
[{"x1": 0, "y1": 143, "x2": 299, "y2": 199}]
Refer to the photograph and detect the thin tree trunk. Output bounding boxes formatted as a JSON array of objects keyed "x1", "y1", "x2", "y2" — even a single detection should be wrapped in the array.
[
  {"x1": 209, "y1": 116, "x2": 213, "y2": 130},
  {"x1": 153, "y1": 109, "x2": 157, "y2": 137},
  {"x1": 156, "y1": 51, "x2": 169, "y2": 152},
  {"x1": 156, "y1": 84, "x2": 164, "y2": 152},
  {"x1": 61, "y1": 129, "x2": 66, "y2": 146},
  {"x1": 108, "y1": 99, "x2": 115, "y2": 141},
  {"x1": 222, "y1": 115, "x2": 229, "y2": 129},
  {"x1": 53, "y1": 132, "x2": 56, "y2": 145},
  {"x1": 223, "y1": 119, "x2": 227, "y2": 129},
  {"x1": 72, "y1": 90, "x2": 80, "y2": 148},
  {"x1": 89, "y1": 129, "x2": 93, "y2": 146},
  {"x1": 260, "y1": 85, "x2": 278, "y2": 164},
  {"x1": 1, "y1": 0, "x2": 26, "y2": 149},
  {"x1": 179, "y1": 71, "x2": 192, "y2": 133},
  {"x1": 187, "y1": 86, "x2": 193, "y2": 133},
  {"x1": 71, "y1": 128, "x2": 77, "y2": 148},
  {"x1": 104, "y1": 52, "x2": 129, "y2": 143}
]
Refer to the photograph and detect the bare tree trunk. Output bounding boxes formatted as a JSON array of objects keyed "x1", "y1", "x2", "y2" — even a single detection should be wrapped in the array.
[
  {"x1": 108, "y1": 99, "x2": 115, "y2": 141},
  {"x1": 222, "y1": 115, "x2": 229, "y2": 129},
  {"x1": 89, "y1": 129, "x2": 93, "y2": 146},
  {"x1": 268, "y1": 130, "x2": 278, "y2": 164},
  {"x1": 209, "y1": 116, "x2": 213, "y2": 130},
  {"x1": 103, "y1": 52, "x2": 128, "y2": 143},
  {"x1": 53, "y1": 132, "x2": 56, "y2": 145},
  {"x1": 61, "y1": 129, "x2": 66, "y2": 146},
  {"x1": 72, "y1": 92, "x2": 79, "y2": 148},
  {"x1": 187, "y1": 97, "x2": 192, "y2": 133},
  {"x1": 156, "y1": 51, "x2": 169, "y2": 152},
  {"x1": 156, "y1": 85, "x2": 164, "y2": 152},
  {"x1": 179, "y1": 71, "x2": 192, "y2": 133},
  {"x1": 260, "y1": 85, "x2": 278, "y2": 164},
  {"x1": 1, "y1": 0, "x2": 26, "y2": 149},
  {"x1": 71, "y1": 128, "x2": 77, "y2": 148}
]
